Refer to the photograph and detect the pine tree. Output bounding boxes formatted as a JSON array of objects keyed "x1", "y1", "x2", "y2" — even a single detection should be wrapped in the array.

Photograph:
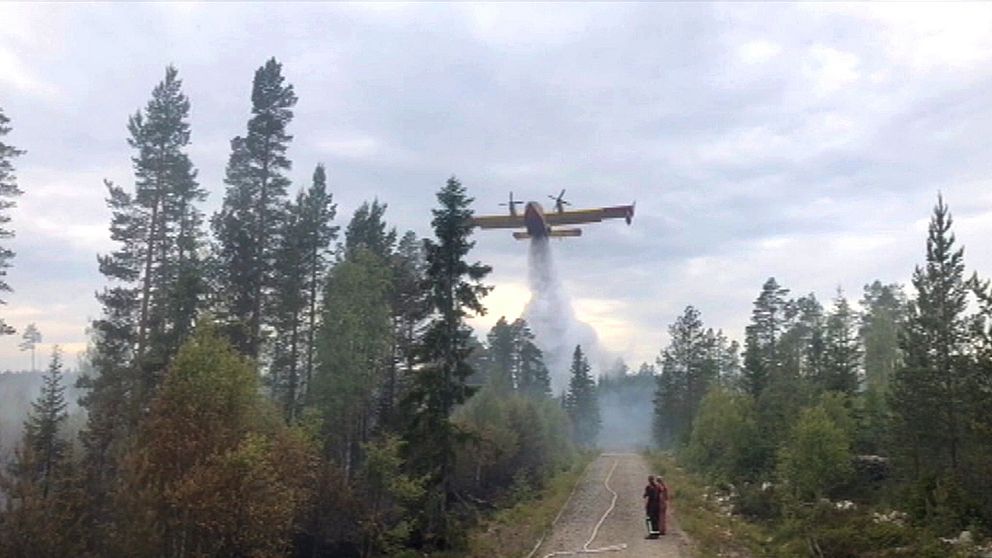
[
  {"x1": 820, "y1": 289, "x2": 861, "y2": 395},
  {"x1": 300, "y1": 164, "x2": 338, "y2": 401},
  {"x1": 778, "y1": 293, "x2": 825, "y2": 382},
  {"x1": 126, "y1": 66, "x2": 206, "y2": 375},
  {"x1": 743, "y1": 278, "x2": 790, "y2": 397},
  {"x1": 23, "y1": 346, "x2": 69, "y2": 497},
  {"x1": 269, "y1": 165, "x2": 338, "y2": 422},
  {"x1": 565, "y1": 345, "x2": 600, "y2": 447},
  {"x1": 860, "y1": 281, "x2": 906, "y2": 393},
  {"x1": 344, "y1": 199, "x2": 396, "y2": 261},
  {"x1": 384, "y1": 230, "x2": 429, "y2": 426},
  {"x1": 18, "y1": 322, "x2": 42, "y2": 371},
  {"x1": 653, "y1": 306, "x2": 726, "y2": 447},
  {"x1": 77, "y1": 67, "x2": 205, "y2": 551},
  {"x1": 0, "y1": 106, "x2": 24, "y2": 336},
  {"x1": 891, "y1": 195, "x2": 971, "y2": 474},
  {"x1": 212, "y1": 57, "x2": 297, "y2": 360},
  {"x1": 269, "y1": 194, "x2": 307, "y2": 418},
  {"x1": 403, "y1": 176, "x2": 491, "y2": 548}
]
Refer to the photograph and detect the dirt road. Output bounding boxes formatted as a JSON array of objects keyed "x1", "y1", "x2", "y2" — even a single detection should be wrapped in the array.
[{"x1": 529, "y1": 453, "x2": 691, "y2": 558}]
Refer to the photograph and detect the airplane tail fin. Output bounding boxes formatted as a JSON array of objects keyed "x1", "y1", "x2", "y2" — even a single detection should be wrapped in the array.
[
  {"x1": 626, "y1": 201, "x2": 636, "y2": 225},
  {"x1": 548, "y1": 228, "x2": 582, "y2": 238},
  {"x1": 512, "y1": 232, "x2": 531, "y2": 240}
]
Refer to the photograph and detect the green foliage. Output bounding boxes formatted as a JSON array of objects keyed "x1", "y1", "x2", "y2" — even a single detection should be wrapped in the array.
[
  {"x1": 820, "y1": 290, "x2": 861, "y2": 396},
  {"x1": 564, "y1": 345, "x2": 600, "y2": 448},
  {"x1": 483, "y1": 316, "x2": 551, "y2": 398},
  {"x1": 404, "y1": 176, "x2": 491, "y2": 549},
  {"x1": 269, "y1": 164, "x2": 339, "y2": 421},
  {"x1": 861, "y1": 281, "x2": 907, "y2": 394},
  {"x1": 0, "y1": 106, "x2": 23, "y2": 335},
  {"x1": 356, "y1": 434, "x2": 425, "y2": 558},
  {"x1": 654, "y1": 305, "x2": 738, "y2": 448},
  {"x1": 117, "y1": 325, "x2": 316, "y2": 558},
  {"x1": 454, "y1": 387, "x2": 574, "y2": 495},
  {"x1": 311, "y1": 248, "x2": 393, "y2": 473},
  {"x1": 776, "y1": 403, "x2": 853, "y2": 503},
  {"x1": 683, "y1": 386, "x2": 761, "y2": 482},
  {"x1": 212, "y1": 57, "x2": 298, "y2": 360},
  {"x1": 22, "y1": 347, "x2": 69, "y2": 496},
  {"x1": 743, "y1": 277, "x2": 789, "y2": 397}
]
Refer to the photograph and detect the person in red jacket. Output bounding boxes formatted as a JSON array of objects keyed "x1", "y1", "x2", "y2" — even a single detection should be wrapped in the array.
[{"x1": 643, "y1": 474, "x2": 669, "y2": 537}]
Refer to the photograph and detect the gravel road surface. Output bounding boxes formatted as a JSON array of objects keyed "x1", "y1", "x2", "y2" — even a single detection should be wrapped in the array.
[{"x1": 530, "y1": 453, "x2": 691, "y2": 558}]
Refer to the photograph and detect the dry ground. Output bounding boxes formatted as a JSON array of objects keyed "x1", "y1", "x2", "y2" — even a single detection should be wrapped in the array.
[{"x1": 530, "y1": 453, "x2": 693, "y2": 558}]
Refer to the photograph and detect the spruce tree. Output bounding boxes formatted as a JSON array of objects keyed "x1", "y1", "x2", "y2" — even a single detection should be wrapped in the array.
[
  {"x1": 23, "y1": 346, "x2": 69, "y2": 497},
  {"x1": 891, "y1": 195, "x2": 970, "y2": 474},
  {"x1": 515, "y1": 319, "x2": 551, "y2": 399},
  {"x1": 0, "y1": 106, "x2": 24, "y2": 336},
  {"x1": 820, "y1": 289, "x2": 861, "y2": 395},
  {"x1": 212, "y1": 57, "x2": 297, "y2": 360},
  {"x1": 404, "y1": 176, "x2": 490, "y2": 548},
  {"x1": 565, "y1": 345, "x2": 600, "y2": 447},
  {"x1": 485, "y1": 316, "x2": 516, "y2": 393}
]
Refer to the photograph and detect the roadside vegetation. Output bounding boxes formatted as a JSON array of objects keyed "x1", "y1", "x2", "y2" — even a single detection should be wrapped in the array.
[{"x1": 652, "y1": 197, "x2": 992, "y2": 557}]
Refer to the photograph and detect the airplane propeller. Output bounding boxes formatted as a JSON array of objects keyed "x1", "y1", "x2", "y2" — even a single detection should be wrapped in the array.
[
  {"x1": 548, "y1": 189, "x2": 571, "y2": 213},
  {"x1": 499, "y1": 191, "x2": 524, "y2": 215}
]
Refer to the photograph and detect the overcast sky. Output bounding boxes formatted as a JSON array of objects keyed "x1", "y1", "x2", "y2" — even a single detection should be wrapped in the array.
[{"x1": 1, "y1": 2, "x2": 990, "y2": 372}]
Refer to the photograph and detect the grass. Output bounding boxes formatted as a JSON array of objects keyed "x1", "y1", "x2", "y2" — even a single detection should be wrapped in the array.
[{"x1": 437, "y1": 453, "x2": 596, "y2": 558}]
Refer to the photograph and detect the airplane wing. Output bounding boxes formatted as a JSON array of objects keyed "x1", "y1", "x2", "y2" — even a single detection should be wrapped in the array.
[
  {"x1": 470, "y1": 214, "x2": 526, "y2": 229},
  {"x1": 545, "y1": 204, "x2": 634, "y2": 226}
]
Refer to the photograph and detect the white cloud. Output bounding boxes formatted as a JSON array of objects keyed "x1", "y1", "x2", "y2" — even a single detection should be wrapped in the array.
[
  {"x1": 738, "y1": 39, "x2": 782, "y2": 64},
  {"x1": 0, "y1": 48, "x2": 60, "y2": 100},
  {"x1": 804, "y1": 45, "x2": 860, "y2": 96}
]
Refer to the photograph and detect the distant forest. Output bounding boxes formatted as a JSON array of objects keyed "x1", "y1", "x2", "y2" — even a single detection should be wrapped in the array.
[{"x1": 1, "y1": 57, "x2": 990, "y2": 558}]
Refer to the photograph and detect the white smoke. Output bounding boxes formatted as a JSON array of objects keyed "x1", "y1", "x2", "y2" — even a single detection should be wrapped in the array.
[{"x1": 522, "y1": 238, "x2": 609, "y2": 393}]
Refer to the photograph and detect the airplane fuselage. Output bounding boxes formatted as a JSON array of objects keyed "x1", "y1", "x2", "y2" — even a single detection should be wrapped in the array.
[{"x1": 524, "y1": 202, "x2": 550, "y2": 238}]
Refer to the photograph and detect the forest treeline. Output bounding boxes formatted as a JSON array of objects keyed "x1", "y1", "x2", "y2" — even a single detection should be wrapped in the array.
[
  {"x1": 652, "y1": 197, "x2": 992, "y2": 555},
  {"x1": 0, "y1": 60, "x2": 602, "y2": 558}
]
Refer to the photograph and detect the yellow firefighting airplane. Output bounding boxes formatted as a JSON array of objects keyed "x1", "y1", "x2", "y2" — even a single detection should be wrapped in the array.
[{"x1": 471, "y1": 190, "x2": 635, "y2": 240}]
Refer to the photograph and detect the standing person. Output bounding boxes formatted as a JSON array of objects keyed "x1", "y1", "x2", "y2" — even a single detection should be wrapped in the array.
[
  {"x1": 643, "y1": 475, "x2": 663, "y2": 538},
  {"x1": 656, "y1": 475, "x2": 670, "y2": 535}
]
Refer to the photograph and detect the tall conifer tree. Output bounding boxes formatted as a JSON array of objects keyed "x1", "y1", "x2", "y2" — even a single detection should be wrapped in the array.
[
  {"x1": 23, "y1": 347, "x2": 69, "y2": 497},
  {"x1": 404, "y1": 176, "x2": 490, "y2": 548},
  {"x1": 0, "y1": 106, "x2": 24, "y2": 335},
  {"x1": 213, "y1": 57, "x2": 297, "y2": 360},
  {"x1": 78, "y1": 68, "x2": 204, "y2": 547},
  {"x1": 891, "y1": 195, "x2": 970, "y2": 474},
  {"x1": 565, "y1": 345, "x2": 600, "y2": 447},
  {"x1": 743, "y1": 278, "x2": 789, "y2": 398},
  {"x1": 820, "y1": 290, "x2": 861, "y2": 395}
]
